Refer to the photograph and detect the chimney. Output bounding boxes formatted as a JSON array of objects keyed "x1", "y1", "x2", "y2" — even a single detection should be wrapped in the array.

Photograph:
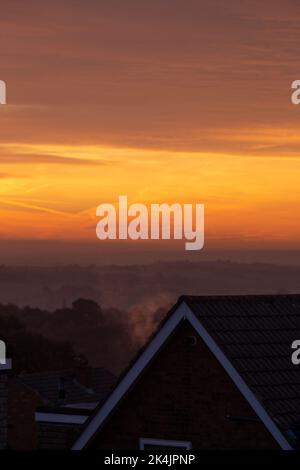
[
  {"x1": 58, "y1": 377, "x2": 66, "y2": 405},
  {"x1": 73, "y1": 355, "x2": 92, "y2": 389}
]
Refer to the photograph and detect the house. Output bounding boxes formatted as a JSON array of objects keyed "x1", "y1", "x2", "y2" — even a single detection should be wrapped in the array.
[
  {"x1": 72, "y1": 295, "x2": 300, "y2": 450},
  {"x1": 19, "y1": 358, "x2": 116, "y2": 408},
  {"x1": 9, "y1": 358, "x2": 116, "y2": 449},
  {"x1": 0, "y1": 359, "x2": 12, "y2": 449},
  {"x1": 8, "y1": 377, "x2": 42, "y2": 449}
]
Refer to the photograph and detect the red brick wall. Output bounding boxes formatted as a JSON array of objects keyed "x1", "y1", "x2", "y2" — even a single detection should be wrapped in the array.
[
  {"x1": 0, "y1": 373, "x2": 8, "y2": 449},
  {"x1": 88, "y1": 321, "x2": 279, "y2": 450},
  {"x1": 38, "y1": 422, "x2": 81, "y2": 449},
  {"x1": 8, "y1": 379, "x2": 43, "y2": 450}
]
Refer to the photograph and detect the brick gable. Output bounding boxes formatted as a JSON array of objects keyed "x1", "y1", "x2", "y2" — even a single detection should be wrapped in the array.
[{"x1": 88, "y1": 321, "x2": 278, "y2": 449}]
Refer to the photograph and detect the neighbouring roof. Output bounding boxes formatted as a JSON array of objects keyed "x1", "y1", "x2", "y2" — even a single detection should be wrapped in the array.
[
  {"x1": 19, "y1": 366, "x2": 116, "y2": 406},
  {"x1": 72, "y1": 294, "x2": 300, "y2": 450}
]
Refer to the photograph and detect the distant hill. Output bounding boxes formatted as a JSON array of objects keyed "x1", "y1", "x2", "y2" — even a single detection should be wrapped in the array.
[{"x1": 0, "y1": 261, "x2": 298, "y2": 311}]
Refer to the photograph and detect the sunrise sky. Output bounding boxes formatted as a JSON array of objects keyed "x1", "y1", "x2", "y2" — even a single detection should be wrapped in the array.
[{"x1": 1, "y1": 0, "x2": 300, "y2": 263}]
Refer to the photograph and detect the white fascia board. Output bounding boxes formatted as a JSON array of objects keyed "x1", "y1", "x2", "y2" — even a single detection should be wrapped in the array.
[
  {"x1": 72, "y1": 302, "x2": 186, "y2": 449},
  {"x1": 139, "y1": 437, "x2": 192, "y2": 450},
  {"x1": 35, "y1": 412, "x2": 88, "y2": 425},
  {"x1": 72, "y1": 300, "x2": 292, "y2": 450},
  {"x1": 185, "y1": 305, "x2": 292, "y2": 450}
]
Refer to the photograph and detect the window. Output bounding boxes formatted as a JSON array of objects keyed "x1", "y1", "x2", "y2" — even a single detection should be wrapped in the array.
[{"x1": 139, "y1": 438, "x2": 192, "y2": 450}]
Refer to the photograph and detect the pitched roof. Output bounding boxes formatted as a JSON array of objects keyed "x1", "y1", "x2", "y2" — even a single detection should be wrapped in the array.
[
  {"x1": 184, "y1": 295, "x2": 300, "y2": 441},
  {"x1": 19, "y1": 366, "x2": 116, "y2": 406},
  {"x1": 72, "y1": 295, "x2": 300, "y2": 450}
]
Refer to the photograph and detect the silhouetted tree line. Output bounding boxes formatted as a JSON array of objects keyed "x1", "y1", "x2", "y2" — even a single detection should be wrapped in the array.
[
  {"x1": 0, "y1": 308, "x2": 75, "y2": 373},
  {"x1": 0, "y1": 298, "x2": 150, "y2": 373}
]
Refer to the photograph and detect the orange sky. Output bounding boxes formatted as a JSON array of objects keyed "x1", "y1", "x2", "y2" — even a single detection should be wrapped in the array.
[{"x1": 1, "y1": 0, "x2": 300, "y2": 261}]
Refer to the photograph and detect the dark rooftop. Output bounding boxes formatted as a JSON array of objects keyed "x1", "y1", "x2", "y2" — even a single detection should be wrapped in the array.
[
  {"x1": 183, "y1": 294, "x2": 300, "y2": 445},
  {"x1": 19, "y1": 366, "x2": 116, "y2": 406}
]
